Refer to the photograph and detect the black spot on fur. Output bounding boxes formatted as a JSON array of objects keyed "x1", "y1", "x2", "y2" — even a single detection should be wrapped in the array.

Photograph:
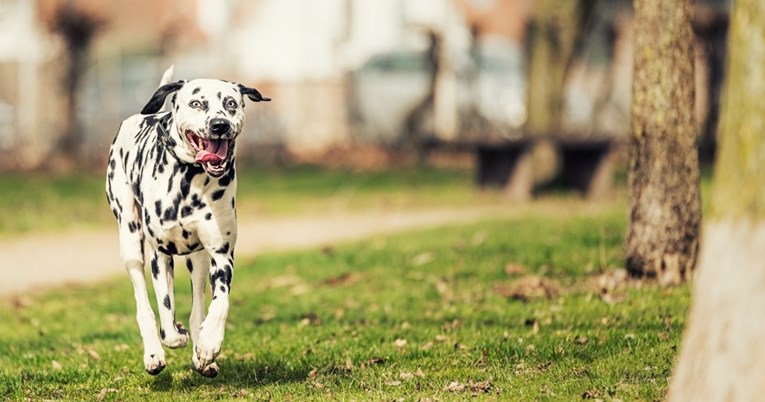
[
  {"x1": 186, "y1": 259, "x2": 194, "y2": 273},
  {"x1": 191, "y1": 193, "x2": 207, "y2": 209},
  {"x1": 151, "y1": 258, "x2": 159, "y2": 280},
  {"x1": 155, "y1": 200, "x2": 162, "y2": 217},
  {"x1": 181, "y1": 206, "x2": 193, "y2": 218},
  {"x1": 163, "y1": 206, "x2": 177, "y2": 222},
  {"x1": 210, "y1": 265, "x2": 232, "y2": 289},
  {"x1": 159, "y1": 242, "x2": 178, "y2": 255},
  {"x1": 192, "y1": 87, "x2": 201, "y2": 95},
  {"x1": 211, "y1": 189, "x2": 225, "y2": 201},
  {"x1": 160, "y1": 328, "x2": 166, "y2": 340},
  {"x1": 219, "y1": 285, "x2": 226, "y2": 293},
  {"x1": 216, "y1": 242, "x2": 230, "y2": 254},
  {"x1": 205, "y1": 212, "x2": 212, "y2": 220},
  {"x1": 163, "y1": 295, "x2": 171, "y2": 309},
  {"x1": 128, "y1": 221, "x2": 139, "y2": 233}
]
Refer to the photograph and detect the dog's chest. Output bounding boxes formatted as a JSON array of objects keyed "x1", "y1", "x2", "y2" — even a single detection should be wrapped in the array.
[{"x1": 138, "y1": 161, "x2": 236, "y2": 254}]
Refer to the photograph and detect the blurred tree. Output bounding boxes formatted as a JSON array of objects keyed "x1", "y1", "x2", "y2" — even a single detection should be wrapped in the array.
[
  {"x1": 669, "y1": 1, "x2": 765, "y2": 399},
  {"x1": 625, "y1": 0, "x2": 700, "y2": 284},
  {"x1": 49, "y1": 1, "x2": 104, "y2": 168},
  {"x1": 523, "y1": 0, "x2": 598, "y2": 186},
  {"x1": 524, "y1": 0, "x2": 597, "y2": 135}
]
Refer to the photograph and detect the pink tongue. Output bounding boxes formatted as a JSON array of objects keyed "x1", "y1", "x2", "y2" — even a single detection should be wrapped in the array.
[{"x1": 195, "y1": 139, "x2": 229, "y2": 164}]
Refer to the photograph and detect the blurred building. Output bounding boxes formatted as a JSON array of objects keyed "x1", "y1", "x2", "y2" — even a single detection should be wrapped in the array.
[
  {"x1": 0, "y1": 0, "x2": 729, "y2": 169},
  {"x1": 0, "y1": 0, "x2": 534, "y2": 168}
]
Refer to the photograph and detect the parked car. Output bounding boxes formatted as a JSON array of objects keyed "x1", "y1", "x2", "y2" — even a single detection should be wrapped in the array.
[{"x1": 348, "y1": 39, "x2": 526, "y2": 143}]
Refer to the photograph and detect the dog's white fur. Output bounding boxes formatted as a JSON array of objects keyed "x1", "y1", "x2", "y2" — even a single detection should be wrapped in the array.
[{"x1": 105, "y1": 67, "x2": 269, "y2": 377}]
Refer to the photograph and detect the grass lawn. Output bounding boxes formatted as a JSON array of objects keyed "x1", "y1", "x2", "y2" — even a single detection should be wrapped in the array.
[
  {"x1": 0, "y1": 202, "x2": 690, "y2": 400},
  {"x1": 0, "y1": 165, "x2": 503, "y2": 236}
]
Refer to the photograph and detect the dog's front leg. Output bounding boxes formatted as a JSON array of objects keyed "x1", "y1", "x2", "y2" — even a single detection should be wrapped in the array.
[
  {"x1": 194, "y1": 251, "x2": 234, "y2": 377},
  {"x1": 149, "y1": 250, "x2": 189, "y2": 349},
  {"x1": 125, "y1": 259, "x2": 167, "y2": 375}
]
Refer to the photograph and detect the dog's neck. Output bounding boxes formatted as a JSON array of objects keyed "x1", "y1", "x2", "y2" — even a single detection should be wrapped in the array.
[{"x1": 156, "y1": 114, "x2": 197, "y2": 165}]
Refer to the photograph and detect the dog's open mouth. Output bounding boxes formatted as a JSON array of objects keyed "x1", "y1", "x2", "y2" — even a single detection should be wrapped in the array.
[{"x1": 185, "y1": 131, "x2": 233, "y2": 176}]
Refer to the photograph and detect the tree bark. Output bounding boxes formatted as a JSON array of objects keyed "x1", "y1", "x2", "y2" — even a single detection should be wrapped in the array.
[
  {"x1": 669, "y1": 0, "x2": 765, "y2": 399},
  {"x1": 524, "y1": 0, "x2": 596, "y2": 135},
  {"x1": 625, "y1": 0, "x2": 700, "y2": 284}
]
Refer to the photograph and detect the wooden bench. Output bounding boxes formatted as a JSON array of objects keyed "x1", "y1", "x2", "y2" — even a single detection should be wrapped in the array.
[{"x1": 423, "y1": 135, "x2": 623, "y2": 200}]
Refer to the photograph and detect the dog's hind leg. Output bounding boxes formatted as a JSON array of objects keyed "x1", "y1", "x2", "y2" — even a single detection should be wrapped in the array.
[{"x1": 148, "y1": 250, "x2": 189, "y2": 349}]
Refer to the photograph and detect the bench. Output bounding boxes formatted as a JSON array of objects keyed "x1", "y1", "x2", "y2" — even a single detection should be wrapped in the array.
[{"x1": 424, "y1": 135, "x2": 623, "y2": 200}]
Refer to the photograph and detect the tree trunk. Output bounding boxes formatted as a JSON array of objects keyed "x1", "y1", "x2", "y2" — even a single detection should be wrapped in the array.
[
  {"x1": 524, "y1": 0, "x2": 596, "y2": 135},
  {"x1": 624, "y1": 0, "x2": 700, "y2": 284},
  {"x1": 523, "y1": 0, "x2": 597, "y2": 185},
  {"x1": 669, "y1": 0, "x2": 765, "y2": 399}
]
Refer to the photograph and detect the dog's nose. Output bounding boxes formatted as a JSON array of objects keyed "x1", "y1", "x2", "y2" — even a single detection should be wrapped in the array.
[{"x1": 209, "y1": 118, "x2": 231, "y2": 136}]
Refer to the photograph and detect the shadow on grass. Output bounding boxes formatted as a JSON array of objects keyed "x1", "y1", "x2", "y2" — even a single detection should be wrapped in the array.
[{"x1": 148, "y1": 357, "x2": 311, "y2": 392}]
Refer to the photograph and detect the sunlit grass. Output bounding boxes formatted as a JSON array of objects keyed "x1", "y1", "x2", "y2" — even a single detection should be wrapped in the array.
[
  {"x1": 0, "y1": 165, "x2": 506, "y2": 236},
  {"x1": 0, "y1": 206, "x2": 690, "y2": 401}
]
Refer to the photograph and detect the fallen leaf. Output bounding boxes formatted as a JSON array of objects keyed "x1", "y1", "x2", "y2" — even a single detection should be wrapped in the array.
[
  {"x1": 308, "y1": 368, "x2": 318, "y2": 379},
  {"x1": 385, "y1": 380, "x2": 401, "y2": 386},
  {"x1": 470, "y1": 380, "x2": 492, "y2": 393},
  {"x1": 416, "y1": 367, "x2": 425, "y2": 377},
  {"x1": 114, "y1": 343, "x2": 129, "y2": 352},
  {"x1": 322, "y1": 273, "x2": 357, "y2": 287},
  {"x1": 504, "y1": 263, "x2": 527, "y2": 276},
  {"x1": 51, "y1": 360, "x2": 62, "y2": 370},
  {"x1": 495, "y1": 275, "x2": 560, "y2": 302},
  {"x1": 412, "y1": 252, "x2": 435, "y2": 266},
  {"x1": 97, "y1": 388, "x2": 108, "y2": 402},
  {"x1": 299, "y1": 312, "x2": 322, "y2": 326},
  {"x1": 87, "y1": 349, "x2": 101, "y2": 361},
  {"x1": 575, "y1": 336, "x2": 589, "y2": 345},
  {"x1": 399, "y1": 371, "x2": 414, "y2": 380},
  {"x1": 365, "y1": 357, "x2": 385, "y2": 366},
  {"x1": 394, "y1": 338, "x2": 407, "y2": 348},
  {"x1": 471, "y1": 231, "x2": 487, "y2": 246},
  {"x1": 445, "y1": 381, "x2": 466, "y2": 392}
]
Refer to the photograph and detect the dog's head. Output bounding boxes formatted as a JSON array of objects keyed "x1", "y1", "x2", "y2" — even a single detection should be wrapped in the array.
[{"x1": 141, "y1": 79, "x2": 270, "y2": 177}]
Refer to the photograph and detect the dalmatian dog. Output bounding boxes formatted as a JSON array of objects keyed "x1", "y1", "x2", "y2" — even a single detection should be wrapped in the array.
[{"x1": 105, "y1": 67, "x2": 270, "y2": 377}]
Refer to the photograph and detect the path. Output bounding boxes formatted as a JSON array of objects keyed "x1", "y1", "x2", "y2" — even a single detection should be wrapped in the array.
[{"x1": 1, "y1": 206, "x2": 514, "y2": 296}]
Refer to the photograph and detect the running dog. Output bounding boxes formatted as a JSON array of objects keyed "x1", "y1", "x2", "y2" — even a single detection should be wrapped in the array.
[{"x1": 105, "y1": 67, "x2": 269, "y2": 377}]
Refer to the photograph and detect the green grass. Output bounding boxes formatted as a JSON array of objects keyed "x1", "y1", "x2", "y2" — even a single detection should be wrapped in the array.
[
  {"x1": 0, "y1": 207, "x2": 690, "y2": 401},
  {"x1": 0, "y1": 166, "x2": 500, "y2": 236}
]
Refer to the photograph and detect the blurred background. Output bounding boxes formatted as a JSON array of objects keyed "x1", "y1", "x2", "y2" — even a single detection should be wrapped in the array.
[{"x1": 0, "y1": 0, "x2": 729, "y2": 172}]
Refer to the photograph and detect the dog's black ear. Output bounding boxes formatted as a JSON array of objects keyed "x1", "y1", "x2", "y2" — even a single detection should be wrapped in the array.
[
  {"x1": 238, "y1": 84, "x2": 271, "y2": 102},
  {"x1": 141, "y1": 80, "x2": 186, "y2": 114}
]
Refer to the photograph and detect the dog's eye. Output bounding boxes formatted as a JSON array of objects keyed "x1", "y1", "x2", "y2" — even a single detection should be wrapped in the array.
[
  {"x1": 189, "y1": 100, "x2": 202, "y2": 109},
  {"x1": 225, "y1": 99, "x2": 238, "y2": 109}
]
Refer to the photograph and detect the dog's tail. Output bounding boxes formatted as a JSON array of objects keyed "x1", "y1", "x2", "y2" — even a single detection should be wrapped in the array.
[{"x1": 159, "y1": 65, "x2": 175, "y2": 87}]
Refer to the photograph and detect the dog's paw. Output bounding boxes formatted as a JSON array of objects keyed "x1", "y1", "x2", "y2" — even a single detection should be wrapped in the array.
[
  {"x1": 144, "y1": 352, "x2": 166, "y2": 375},
  {"x1": 192, "y1": 347, "x2": 220, "y2": 378},
  {"x1": 194, "y1": 362, "x2": 219, "y2": 378},
  {"x1": 194, "y1": 343, "x2": 221, "y2": 370},
  {"x1": 161, "y1": 323, "x2": 189, "y2": 349}
]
